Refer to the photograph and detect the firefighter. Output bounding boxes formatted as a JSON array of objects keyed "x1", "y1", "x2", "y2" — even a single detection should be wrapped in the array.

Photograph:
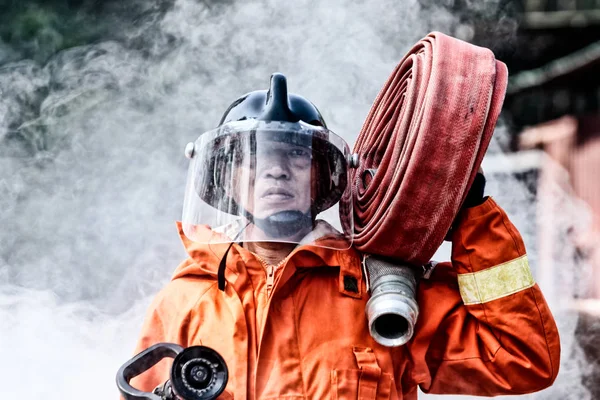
[{"x1": 130, "y1": 73, "x2": 560, "y2": 399}]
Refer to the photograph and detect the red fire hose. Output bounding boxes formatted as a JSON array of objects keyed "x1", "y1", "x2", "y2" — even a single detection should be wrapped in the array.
[{"x1": 351, "y1": 32, "x2": 508, "y2": 265}]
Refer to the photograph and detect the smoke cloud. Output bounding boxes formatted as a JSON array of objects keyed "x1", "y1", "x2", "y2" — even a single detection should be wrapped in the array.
[{"x1": 0, "y1": 0, "x2": 590, "y2": 398}]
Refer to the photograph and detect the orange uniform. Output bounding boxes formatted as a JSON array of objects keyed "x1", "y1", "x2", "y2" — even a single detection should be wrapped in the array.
[{"x1": 131, "y1": 197, "x2": 560, "y2": 399}]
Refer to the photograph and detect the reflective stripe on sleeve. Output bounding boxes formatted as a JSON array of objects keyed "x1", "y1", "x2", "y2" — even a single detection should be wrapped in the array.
[{"x1": 457, "y1": 255, "x2": 535, "y2": 305}]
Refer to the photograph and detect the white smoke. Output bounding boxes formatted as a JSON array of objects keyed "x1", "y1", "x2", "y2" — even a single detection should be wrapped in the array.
[{"x1": 0, "y1": 0, "x2": 591, "y2": 398}]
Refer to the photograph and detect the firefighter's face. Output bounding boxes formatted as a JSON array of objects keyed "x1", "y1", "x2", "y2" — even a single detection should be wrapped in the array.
[{"x1": 234, "y1": 140, "x2": 312, "y2": 219}]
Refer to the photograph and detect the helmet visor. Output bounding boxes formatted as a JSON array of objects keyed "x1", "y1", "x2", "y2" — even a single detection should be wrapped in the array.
[{"x1": 182, "y1": 120, "x2": 353, "y2": 250}]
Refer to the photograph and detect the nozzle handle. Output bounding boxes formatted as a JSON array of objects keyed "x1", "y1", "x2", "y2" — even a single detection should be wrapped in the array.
[{"x1": 116, "y1": 343, "x2": 184, "y2": 400}]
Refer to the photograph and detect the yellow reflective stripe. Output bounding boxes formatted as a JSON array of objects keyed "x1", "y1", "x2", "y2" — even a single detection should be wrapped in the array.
[{"x1": 458, "y1": 255, "x2": 535, "y2": 305}]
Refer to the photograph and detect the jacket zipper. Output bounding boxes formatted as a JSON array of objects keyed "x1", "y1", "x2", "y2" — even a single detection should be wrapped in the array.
[
  {"x1": 266, "y1": 265, "x2": 275, "y2": 298},
  {"x1": 256, "y1": 256, "x2": 287, "y2": 298}
]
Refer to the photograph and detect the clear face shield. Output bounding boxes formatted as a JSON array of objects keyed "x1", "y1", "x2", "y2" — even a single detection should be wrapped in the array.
[{"x1": 182, "y1": 120, "x2": 353, "y2": 250}]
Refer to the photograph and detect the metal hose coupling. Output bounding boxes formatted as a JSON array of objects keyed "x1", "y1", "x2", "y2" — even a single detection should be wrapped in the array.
[{"x1": 363, "y1": 255, "x2": 419, "y2": 347}]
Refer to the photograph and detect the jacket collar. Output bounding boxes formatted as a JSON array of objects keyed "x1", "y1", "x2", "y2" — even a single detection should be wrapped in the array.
[{"x1": 175, "y1": 221, "x2": 364, "y2": 298}]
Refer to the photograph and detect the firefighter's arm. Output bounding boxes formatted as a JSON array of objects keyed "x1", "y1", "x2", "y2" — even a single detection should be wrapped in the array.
[{"x1": 405, "y1": 197, "x2": 560, "y2": 396}]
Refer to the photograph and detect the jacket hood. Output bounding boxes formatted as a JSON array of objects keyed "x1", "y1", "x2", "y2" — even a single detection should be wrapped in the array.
[{"x1": 172, "y1": 221, "x2": 230, "y2": 280}]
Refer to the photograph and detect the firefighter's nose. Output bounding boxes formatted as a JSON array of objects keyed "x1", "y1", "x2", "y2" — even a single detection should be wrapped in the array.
[{"x1": 262, "y1": 161, "x2": 290, "y2": 180}]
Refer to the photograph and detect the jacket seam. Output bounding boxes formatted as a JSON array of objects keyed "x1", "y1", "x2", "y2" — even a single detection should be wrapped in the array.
[
  {"x1": 150, "y1": 300, "x2": 167, "y2": 344},
  {"x1": 427, "y1": 332, "x2": 502, "y2": 363},
  {"x1": 175, "y1": 280, "x2": 219, "y2": 348},
  {"x1": 498, "y1": 207, "x2": 523, "y2": 256},
  {"x1": 495, "y1": 207, "x2": 527, "y2": 349},
  {"x1": 530, "y1": 286, "x2": 556, "y2": 387},
  {"x1": 291, "y1": 288, "x2": 308, "y2": 397},
  {"x1": 438, "y1": 354, "x2": 485, "y2": 361},
  {"x1": 178, "y1": 310, "x2": 193, "y2": 346},
  {"x1": 430, "y1": 357, "x2": 551, "y2": 395},
  {"x1": 190, "y1": 281, "x2": 220, "y2": 312}
]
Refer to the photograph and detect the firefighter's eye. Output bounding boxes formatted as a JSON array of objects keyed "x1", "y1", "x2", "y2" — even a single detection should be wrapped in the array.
[{"x1": 288, "y1": 148, "x2": 311, "y2": 159}]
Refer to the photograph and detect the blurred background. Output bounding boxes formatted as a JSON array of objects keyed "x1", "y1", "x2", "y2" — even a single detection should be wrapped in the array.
[{"x1": 0, "y1": 0, "x2": 598, "y2": 398}]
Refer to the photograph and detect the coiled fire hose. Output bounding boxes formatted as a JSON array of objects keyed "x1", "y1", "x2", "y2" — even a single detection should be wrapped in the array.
[{"x1": 354, "y1": 32, "x2": 508, "y2": 346}]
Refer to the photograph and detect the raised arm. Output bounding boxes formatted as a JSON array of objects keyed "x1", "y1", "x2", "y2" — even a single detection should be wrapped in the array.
[{"x1": 405, "y1": 197, "x2": 560, "y2": 396}]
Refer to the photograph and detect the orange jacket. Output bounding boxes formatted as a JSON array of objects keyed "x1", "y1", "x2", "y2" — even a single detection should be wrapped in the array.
[{"x1": 130, "y1": 198, "x2": 560, "y2": 399}]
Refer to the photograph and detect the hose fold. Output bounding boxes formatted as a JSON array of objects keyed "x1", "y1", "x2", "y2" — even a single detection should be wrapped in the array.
[{"x1": 351, "y1": 32, "x2": 508, "y2": 265}]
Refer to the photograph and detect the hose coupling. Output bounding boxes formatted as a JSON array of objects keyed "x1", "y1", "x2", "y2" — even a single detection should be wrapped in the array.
[{"x1": 363, "y1": 255, "x2": 419, "y2": 347}]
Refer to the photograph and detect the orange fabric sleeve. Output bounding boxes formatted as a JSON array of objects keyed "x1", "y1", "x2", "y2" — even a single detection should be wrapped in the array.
[
  {"x1": 124, "y1": 291, "x2": 181, "y2": 397},
  {"x1": 405, "y1": 197, "x2": 561, "y2": 396}
]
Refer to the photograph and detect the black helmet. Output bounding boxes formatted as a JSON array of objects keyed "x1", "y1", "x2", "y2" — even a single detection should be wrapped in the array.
[
  {"x1": 194, "y1": 73, "x2": 348, "y2": 216},
  {"x1": 218, "y1": 73, "x2": 328, "y2": 127}
]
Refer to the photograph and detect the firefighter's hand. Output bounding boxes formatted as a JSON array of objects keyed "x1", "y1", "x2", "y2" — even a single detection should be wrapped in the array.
[
  {"x1": 462, "y1": 168, "x2": 486, "y2": 208},
  {"x1": 444, "y1": 167, "x2": 486, "y2": 241}
]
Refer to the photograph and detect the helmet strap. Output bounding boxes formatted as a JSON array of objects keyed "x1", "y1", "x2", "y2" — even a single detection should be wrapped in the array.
[{"x1": 218, "y1": 221, "x2": 251, "y2": 292}]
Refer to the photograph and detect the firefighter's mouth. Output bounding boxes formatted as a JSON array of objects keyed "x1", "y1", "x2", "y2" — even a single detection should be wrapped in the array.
[{"x1": 261, "y1": 187, "x2": 294, "y2": 200}]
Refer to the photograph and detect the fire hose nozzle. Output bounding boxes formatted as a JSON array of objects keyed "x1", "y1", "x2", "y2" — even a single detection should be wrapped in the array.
[
  {"x1": 364, "y1": 256, "x2": 419, "y2": 347},
  {"x1": 116, "y1": 343, "x2": 228, "y2": 400}
]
